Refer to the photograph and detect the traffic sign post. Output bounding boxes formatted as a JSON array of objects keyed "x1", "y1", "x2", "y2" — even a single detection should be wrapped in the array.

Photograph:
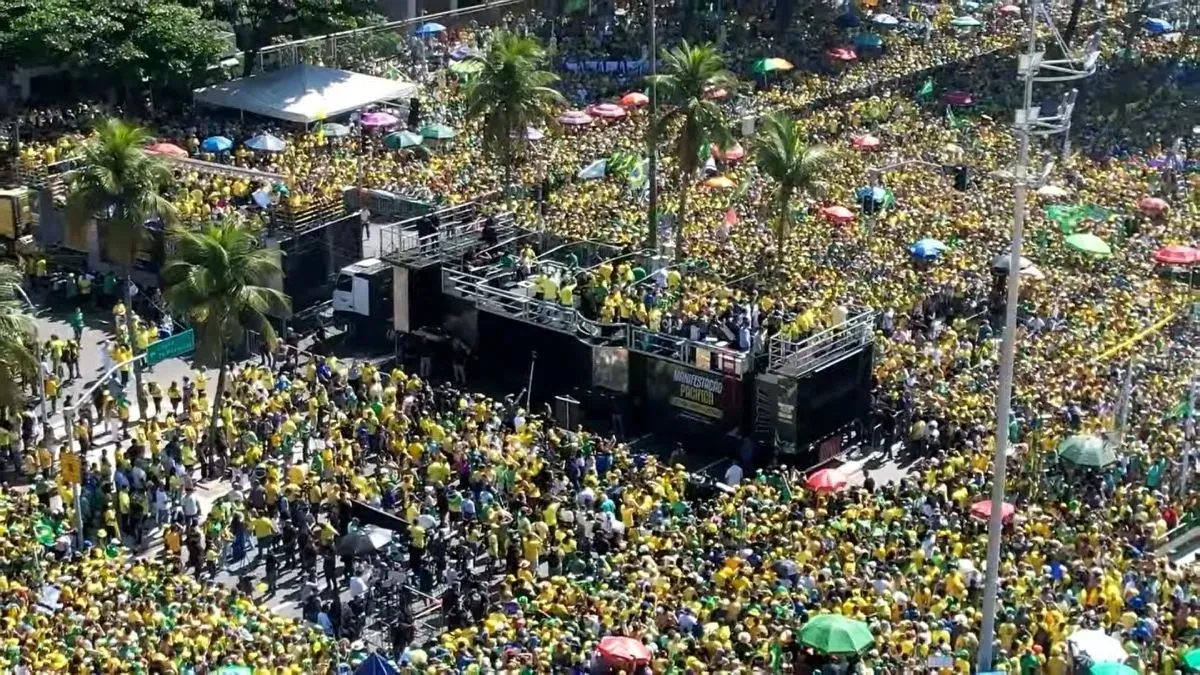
[
  {"x1": 146, "y1": 329, "x2": 196, "y2": 366},
  {"x1": 60, "y1": 451, "x2": 81, "y2": 485}
]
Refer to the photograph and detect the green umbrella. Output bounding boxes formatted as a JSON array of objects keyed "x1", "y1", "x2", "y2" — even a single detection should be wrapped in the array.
[
  {"x1": 420, "y1": 123, "x2": 456, "y2": 140},
  {"x1": 951, "y1": 16, "x2": 983, "y2": 27},
  {"x1": 1057, "y1": 434, "x2": 1117, "y2": 468},
  {"x1": 1065, "y1": 232, "x2": 1111, "y2": 256},
  {"x1": 1090, "y1": 664, "x2": 1137, "y2": 675},
  {"x1": 798, "y1": 614, "x2": 874, "y2": 654},
  {"x1": 1183, "y1": 648, "x2": 1200, "y2": 671},
  {"x1": 384, "y1": 131, "x2": 423, "y2": 149},
  {"x1": 216, "y1": 667, "x2": 253, "y2": 675},
  {"x1": 752, "y1": 57, "x2": 794, "y2": 74},
  {"x1": 449, "y1": 59, "x2": 483, "y2": 76}
]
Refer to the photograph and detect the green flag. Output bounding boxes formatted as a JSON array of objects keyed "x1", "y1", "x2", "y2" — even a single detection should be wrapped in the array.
[
  {"x1": 916, "y1": 78, "x2": 935, "y2": 100},
  {"x1": 769, "y1": 641, "x2": 784, "y2": 673},
  {"x1": 946, "y1": 106, "x2": 966, "y2": 130}
]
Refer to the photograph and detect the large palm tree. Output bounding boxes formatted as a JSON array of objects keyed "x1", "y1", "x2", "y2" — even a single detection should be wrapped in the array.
[
  {"x1": 67, "y1": 119, "x2": 176, "y2": 414},
  {"x1": 464, "y1": 31, "x2": 565, "y2": 194},
  {"x1": 0, "y1": 265, "x2": 37, "y2": 413},
  {"x1": 753, "y1": 112, "x2": 833, "y2": 268},
  {"x1": 162, "y1": 218, "x2": 290, "y2": 469},
  {"x1": 649, "y1": 41, "x2": 737, "y2": 259}
]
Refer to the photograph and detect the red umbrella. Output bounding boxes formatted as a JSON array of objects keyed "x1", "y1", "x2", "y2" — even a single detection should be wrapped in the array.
[
  {"x1": 827, "y1": 47, "x2": 858, "y2": 62},
  {"x1": 704, "y1": 87, "x2": 729, "y2": 100},
  {"x1": 597, "y1": 636, "x2": 652, "y2": 665},
  {"x1": 942, "y1": 91, "x2": 975, "y2": 106},
  {"x1": 998, "y1": 3, "x2": 1021, "y2": 14},
  {"x1": 712, "y1": 142, "x2": 745, "y2": 161},
  {"x1": 807, "y1": 468, "x2": 848, "y2": 493},
  {"x1": 821, "y1": 205, "x2": 855, "y2": 223},
  {"x1": 1153, "y1": 245, "x2": 1200, "y2": 265},
  {"x1": 852, "y1": 134, "x2": 881, "y2": 149},
  {"x1": 146, "y1": 142, "x2": 189, "y2": 158},
  {"x1": 619, "y1": 92, "x2": 649, "y2": 108},
  {"x1": 1139, "y1": 196, "x2": 1169, "y2": 214},
  {"x1": 970, "y1": 500, "x2": 1016, "y2": 522}
]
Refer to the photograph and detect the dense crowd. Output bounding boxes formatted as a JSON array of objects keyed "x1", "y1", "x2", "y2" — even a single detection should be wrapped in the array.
[{"x1": 2, "y1": 0, "x2": 1200, "y2": 673}]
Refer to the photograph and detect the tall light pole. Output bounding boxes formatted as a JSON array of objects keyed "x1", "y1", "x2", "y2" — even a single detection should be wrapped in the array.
[
  {"x1": 646, "y1": 0, "x2": 659, "y2": 254},
  {"x1": 976, "y1": 1, "x2": 1096, "y2": 670}
]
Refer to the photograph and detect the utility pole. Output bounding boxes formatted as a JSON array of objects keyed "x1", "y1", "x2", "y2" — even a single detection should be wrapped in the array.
[
  {"x1": 646, "y1": 0, "x2": 659, "y2": 254},
  {"x1": 976, "y1": 1, "x2": 1097, "y2": 670}
]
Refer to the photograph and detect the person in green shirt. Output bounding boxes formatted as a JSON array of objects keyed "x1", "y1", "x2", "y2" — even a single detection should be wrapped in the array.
[{"x1": 69, "y1": 307, "x2": 85, "y2": 342}]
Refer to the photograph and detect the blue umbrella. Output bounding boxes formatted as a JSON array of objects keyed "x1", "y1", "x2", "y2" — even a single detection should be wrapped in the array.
[
  {"x1": 961, "y1": 0, "x2": 980, "y2": 9},
  {"x1": 854, "y1": 33, "x2": 883, "y2": 48},
  {"x1": 415, "y1": 22, "x2": 446, "y2": 36},
  {"x1": 836, "y1": 12, "x2": 861, "y2": 27},
  {"x1": 355, "y1": 653, "x2": 398, "y2": 675},
  {"x1": 910, "y1": 238, "x2": 948, "y2": 259},
  {"x1": 856, "y1": 186, "x2": 887, "y2": 202},
  {"x1": 449, "y1": 45, "x2": 477, "y2": 60},
  {"x1": 201, "y1": 136, "x2": 233, "y2": 153},
  {"x1": 245, "y1": 133, "x2": 287, "y2": 152},
  {"x1": 1145, "y1": 18, "x2": 1173, "y2": 34},
  {"x1": 871, "y1": 13, "x2": 899, "y2": 26}
]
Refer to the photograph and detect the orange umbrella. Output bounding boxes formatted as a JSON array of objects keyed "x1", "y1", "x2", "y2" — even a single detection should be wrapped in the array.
[
  {"x1": 704, "y1": 176, "x2": 736, "y2": 189},
  {"x1": 620, "y1": 92, "x2": 649, "y2": 108},
  {"x1": 807, "y1": 468, "x2": 848, "y2": 493},
  {"x1": 146, "y1": 142, "x2": 189, "y2": 158}
]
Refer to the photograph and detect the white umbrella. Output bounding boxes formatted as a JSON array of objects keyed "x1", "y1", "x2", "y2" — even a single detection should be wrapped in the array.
[
  {"x1": 1036, "y1": 184, "x2": 1070, "y2": 197},
  {"x1": 1021, "y1": 264, "x2": 1046, "y2": 280},
  {"x1": 1067, "y1": 629, "x2": 1127, "y2": 663}
]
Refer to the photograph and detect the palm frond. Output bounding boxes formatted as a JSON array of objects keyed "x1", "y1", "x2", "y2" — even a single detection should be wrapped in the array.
[{"x1": 163, "y1": 216, "x2": 290, "y2": 361}]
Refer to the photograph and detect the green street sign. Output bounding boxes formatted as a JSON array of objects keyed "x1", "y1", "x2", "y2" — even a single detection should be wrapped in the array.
[{"x1": 146, "y1": 329, "x2": 195, "y2": 365}]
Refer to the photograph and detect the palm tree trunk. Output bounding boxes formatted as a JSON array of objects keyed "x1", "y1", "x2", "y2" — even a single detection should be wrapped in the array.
[
  {"x1": 775, "y1": 188, "x2": 793, "y2": 273},
  {"x1": 674, "y1": 172, "x2": 690, "y2": 261},
  {"x1": 122, "y1": 269, "x2": 147, "y2": 416},
  {"x1": 204, "y1": 349, "x2": 228, "y2": 478}
]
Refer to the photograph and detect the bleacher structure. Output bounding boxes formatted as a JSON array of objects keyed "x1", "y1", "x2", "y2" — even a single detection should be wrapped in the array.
[{"x1": 379, "y1": 202, "x2": 878, "y2": 463}]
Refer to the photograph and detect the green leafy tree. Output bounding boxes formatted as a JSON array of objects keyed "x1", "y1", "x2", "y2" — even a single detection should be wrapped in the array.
[
  {"x1": 0, "y1": 0, "x2": 225, "y2": 97},
  {"x1": 464, "y1": 31, "x2": 565, "y2": 194},
  {"x1": 0, "y1": 264, "x2": 36, "y2": 412},
  {"x1": 649, "y1": 41, "x2": 737, "y2": 259},
  {"x1": 67, "y1": 119, "x2": 176, "y2": 414},
  {"x1": 163, "y1": 217, "x2": 289, "y2": 464},
  {"x1": 753, "y1": 112, "x2": 833, "y2": 269},
  {"x1": 201, "y1": 0, "x2": 382, "y2": 76}
]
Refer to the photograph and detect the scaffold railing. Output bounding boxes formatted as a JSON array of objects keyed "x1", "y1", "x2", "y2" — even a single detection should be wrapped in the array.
[
  {"x1": 768, "y1": 309, "x2": 876, "y2": 378},
  {"x1": 382, "y1": 210, "x2": 514, "y2": 267},
  {"x1": 628, "y1": 326, "x2": 752, "y2": 377},
  {"x1": 441, "y1": 268, "x2": 582, "y2": 334}
]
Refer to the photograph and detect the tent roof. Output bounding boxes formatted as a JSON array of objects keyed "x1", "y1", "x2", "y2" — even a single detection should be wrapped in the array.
[{"x1": 194, "y1": 65, "x2": 417, "y2": 124}]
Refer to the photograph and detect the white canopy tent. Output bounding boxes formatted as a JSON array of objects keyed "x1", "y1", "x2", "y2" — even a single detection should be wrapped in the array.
[{"x1": 193, "y1": 65, "x2": 417, "y2": 124}]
